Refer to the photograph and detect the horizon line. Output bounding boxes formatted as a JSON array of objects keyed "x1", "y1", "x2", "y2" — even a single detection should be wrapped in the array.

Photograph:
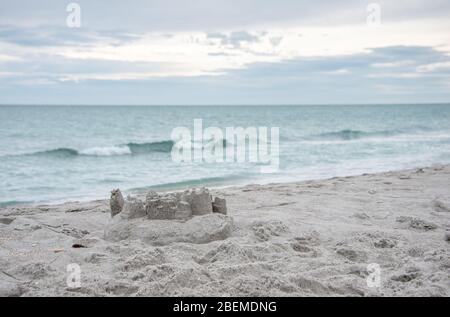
[{"x1": 1, "y1": 102, "x2": 450, "y2": 107}]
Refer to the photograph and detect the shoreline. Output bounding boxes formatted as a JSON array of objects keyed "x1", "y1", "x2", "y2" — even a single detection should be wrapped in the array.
[
  {"x1": 1, "y1": 163, "x2": 448, "y2": 211},
  {"x1": 1, "y1": 164, "x2": 449, "y2": 296}
]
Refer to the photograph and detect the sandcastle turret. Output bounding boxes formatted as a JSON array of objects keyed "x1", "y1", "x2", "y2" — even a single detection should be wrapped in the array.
[
  {"x1": 110, "y1": 189, "x2": 124, "y2": 217},
  {"x1": 212, "y1": 197, "x2": 227, "y2": 215},
  {"x1": 183, "y1": 187, "x2": 213, "y2": 216}
]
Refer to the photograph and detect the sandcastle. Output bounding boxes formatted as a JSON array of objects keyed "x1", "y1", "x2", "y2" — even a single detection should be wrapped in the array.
[
  {"x1": 109, "y1": 187, "x2": 227, "y2": 219},
  {"x1": 105, "y1": 187, "x2": 231, "y2": 245}
]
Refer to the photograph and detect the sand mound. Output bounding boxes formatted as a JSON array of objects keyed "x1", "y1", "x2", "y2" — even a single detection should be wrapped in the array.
[
  {"x1": 433, "y1": 199, "x2": 450, "y2": 213},
  {"x1": 104, "y1": 213, "x2": 233, "y2": 246}
]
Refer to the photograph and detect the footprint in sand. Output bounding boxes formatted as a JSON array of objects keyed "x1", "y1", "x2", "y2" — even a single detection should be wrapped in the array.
[
  {"x1": 407, "y1": 247, "x2": 425, "y2": 258},
  {"x1": 444, "y1": 232, "x2": 450, "y2": 242},
  {"x1": 336, "y1": 248, "x2": 368, "y2": 262},
  {"x1": 396, "y1": 216, "x2": 438, "y2": 231},
  {"x1": 391, "y1": 272, "x2": 420, "y2": 283},
  {"x1": 353, "y1": 213, "x2": 370, "y2": 220},
  {"x1": 374, "y1": 238, "x2": 397, "y2": 249},
  {"x1": 290, "y1": 241, "x2": 320, "y2": 258},
  {"x1": 290, "y1": 233, "x2": 321, "y2": 257},
  {"x1": 252, "y1": 220, "x2": 289, "y2": 242},
  {"x1": 0, "y1": 217, "x2": 15, "y2": 225},
  {"x1": 433, "y1": 199, "x2": 450, "y2": 213}
]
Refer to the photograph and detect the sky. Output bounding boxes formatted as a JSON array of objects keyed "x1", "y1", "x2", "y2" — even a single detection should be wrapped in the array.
[{"x1": 0, "y1": 0, "x2": 449, "y2": 105}]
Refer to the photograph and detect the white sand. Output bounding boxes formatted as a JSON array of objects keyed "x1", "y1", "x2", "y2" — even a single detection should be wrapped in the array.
[{"x1": 0, "y1": 165, "x2": 449, "y2": 297}]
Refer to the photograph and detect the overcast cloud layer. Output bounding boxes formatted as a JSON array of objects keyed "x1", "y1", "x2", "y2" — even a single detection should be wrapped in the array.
[{"x1": 0, "y1": 0, "x2": 449, "y2": 105}]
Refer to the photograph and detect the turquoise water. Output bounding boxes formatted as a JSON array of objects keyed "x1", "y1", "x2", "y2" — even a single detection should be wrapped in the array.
[{"x1": 1, "y1": 104, "x2": 450, "y2": 206}]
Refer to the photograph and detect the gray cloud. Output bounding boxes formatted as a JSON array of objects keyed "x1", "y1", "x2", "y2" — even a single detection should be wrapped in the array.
[
  {"x1": 1, "y1": 0, "x2": 449, "y2": 31},
  {"x1": 1, "y1": 45, "x2": 449, "y2": 105},
  {"x1": 0, "y1": 25, "x2": 140, "y2": 47},
  {"x1": 207, "y1": 31, "x2": 260, "y2": 48}
]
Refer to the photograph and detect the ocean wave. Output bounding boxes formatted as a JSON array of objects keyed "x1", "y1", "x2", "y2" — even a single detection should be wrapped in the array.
[
  {"x1": 0, "y1": 200, "x2": 33, "y2": 208},
  {"x1": 25, "y1": 140, "x2": 176, "y2": 158},
  {"x1": 79, "y1": 146, "x2": 132, "y2": 156},
  {"x1": 129, "y1": 173, "x2": 249, "y2": 192},
  {"x1": 33, "y1": 148, "x2": 80, "y2": 157},
  {"x1": 126, "y1": 140, "x2": 174, "y2": 154},
  {"x1": 311, "y1": 129, "x2": 400, "y2": 141},
  {"x1": 31, "y1": 146, "x2": 131, "y2": 158},
  {"x1": 4, "y1": 139, "x2": 233, "y2": 159}
]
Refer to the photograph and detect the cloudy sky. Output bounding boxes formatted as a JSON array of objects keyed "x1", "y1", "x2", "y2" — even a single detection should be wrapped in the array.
[{"x1": 0, "y1": 0, "x2": 449, "y2": 105}]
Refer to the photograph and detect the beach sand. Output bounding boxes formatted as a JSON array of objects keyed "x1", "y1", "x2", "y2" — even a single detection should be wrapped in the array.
[{"x1": 0, "y1": 165, "x2": 449, "y2": 297}]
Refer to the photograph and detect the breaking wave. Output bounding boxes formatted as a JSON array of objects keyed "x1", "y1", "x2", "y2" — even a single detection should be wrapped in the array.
[
  {"x1": 310, "y1": 129, "x2": 400, "y2": 141},
  {"x1": 21, "y1": 139, "x2": 229, "y2": 158},
  {"x1": 26, "y1": 140, "x2": 176, "y2": 158}
]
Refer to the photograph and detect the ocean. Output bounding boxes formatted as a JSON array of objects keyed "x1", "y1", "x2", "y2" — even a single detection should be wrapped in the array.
[{"x1": 1, "y1": 104, "x2": 450, "y2": 206}]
